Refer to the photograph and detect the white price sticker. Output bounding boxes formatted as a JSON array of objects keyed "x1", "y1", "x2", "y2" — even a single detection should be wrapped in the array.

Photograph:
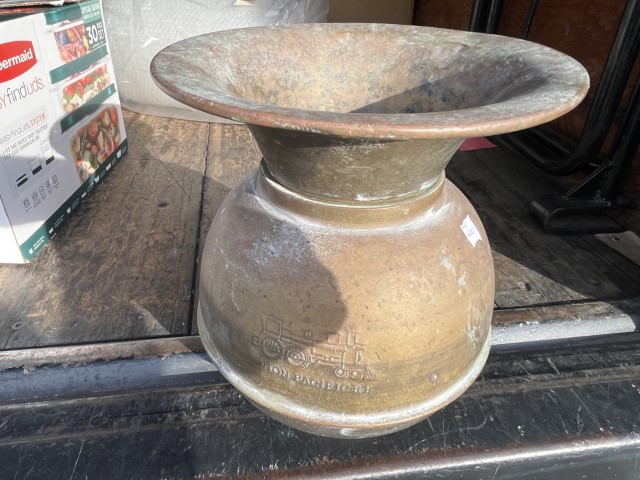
[{"x1": 460, "y1": 215, "x2": 482, "y2": 247}]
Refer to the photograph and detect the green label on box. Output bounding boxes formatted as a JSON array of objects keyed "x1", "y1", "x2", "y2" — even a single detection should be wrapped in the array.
[
  {"x1": 80, "y1": 0, "x2": 102, "y2": 24},
  {"x1": 81, "y1": 0, "x2": 107, "y2": 51},
  {"x1": 44, "y1": 3, "x2": 82, "y2": 25}
]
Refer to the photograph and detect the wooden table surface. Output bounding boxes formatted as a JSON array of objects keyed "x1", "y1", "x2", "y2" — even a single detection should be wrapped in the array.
[{"x1": 1, "y1": 110, "x2": 639, "y2": 353}]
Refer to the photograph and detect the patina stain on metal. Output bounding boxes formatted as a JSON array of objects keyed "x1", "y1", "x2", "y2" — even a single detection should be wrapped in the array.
[{"x1": 151, "y1": 24, "x2": 589, "y2": 437}]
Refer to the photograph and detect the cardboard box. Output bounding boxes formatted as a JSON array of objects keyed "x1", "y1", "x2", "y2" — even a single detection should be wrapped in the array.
[
  {"x1": 327, "y1": 0, "x2": 415, "y2": 25},
  {"x1": 0, "y1": 0, "x2": 127, "y2": 263}
]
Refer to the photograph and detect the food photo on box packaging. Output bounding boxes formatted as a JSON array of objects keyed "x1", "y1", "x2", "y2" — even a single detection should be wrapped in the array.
[{"x1": 0, "y1": 0, "x2": 127, "y2": 263}]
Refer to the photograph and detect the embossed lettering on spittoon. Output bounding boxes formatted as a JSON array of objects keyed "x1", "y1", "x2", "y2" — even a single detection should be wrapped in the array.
[{"x1": 253, "y1": 313, "x2": 374, "y2": 381}]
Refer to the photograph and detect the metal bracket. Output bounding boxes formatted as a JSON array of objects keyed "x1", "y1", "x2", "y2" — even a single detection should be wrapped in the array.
[
  {"x1": 529, "y1": 196, "x2": 627, "y2": 234},
  {"x1": 528, "y1": 161, "x2": 635, "y2": 234},
  {"x1": 472, "y1": 0, "x2": 640, "y2": 234}
]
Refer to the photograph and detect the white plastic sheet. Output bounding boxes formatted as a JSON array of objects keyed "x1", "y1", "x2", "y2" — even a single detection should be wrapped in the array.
[{"x1": 103, "y1": 0, "x2": 328, "y2": 121}]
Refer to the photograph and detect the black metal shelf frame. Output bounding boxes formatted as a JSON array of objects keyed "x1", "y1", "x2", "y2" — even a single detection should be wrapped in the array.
[{"x1": 470, "y1": 0, "x2": 640, "y2": 233}]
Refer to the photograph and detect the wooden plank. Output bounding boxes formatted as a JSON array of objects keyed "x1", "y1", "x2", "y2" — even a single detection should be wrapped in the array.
[
  {"x1": 327, "y1": 0, "x2": 415, "y2": 24},
  {"x1": 413, "y1": 0, "x2": 473, "y2": 31},
  {"x1": 0, "y1": 111, "x2": 208, "y2": 348},
  {"x1": 200, "y1": 124, "x2": 261, "y2": 243},
  {"x1": 447, "y1": 147, "x2": 640, "y2": 307},
  {"x1": 493, "y1": 298, "x2": 640, "y2": 327},
  {"x1": 596, "y1": 231, "x2": 640, "y2": 267},
  {"x1": 191, "y1": 124, "x2": 262, "y2": 334}
]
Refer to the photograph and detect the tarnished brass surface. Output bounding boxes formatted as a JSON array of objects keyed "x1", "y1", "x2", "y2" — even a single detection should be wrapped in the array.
[
  {"x1": 197, "y1": 165, "x2": 494, "y2": 437},
  {"x1": 151, "y1": 24, "x2": 589, "y2": 437}
]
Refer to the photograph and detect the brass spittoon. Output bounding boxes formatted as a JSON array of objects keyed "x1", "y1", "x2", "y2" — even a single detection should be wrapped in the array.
[{"x1": 151, "y1": 24, "x2": 589, "y2": 438}]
